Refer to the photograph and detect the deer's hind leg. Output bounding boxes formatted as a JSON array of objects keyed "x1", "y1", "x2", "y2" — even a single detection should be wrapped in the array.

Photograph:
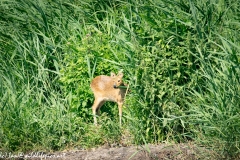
[
  {"x1": 92, "y1": 98, "x2": 105, "y2": 125},
  {"x1": 96, "y1": 101, "x2": 105, "y2": 115}
]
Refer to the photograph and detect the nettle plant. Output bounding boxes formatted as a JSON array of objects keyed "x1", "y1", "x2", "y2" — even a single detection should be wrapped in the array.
[{"x1": 60, "y1": 26, "x2": 126, "y2": 121}]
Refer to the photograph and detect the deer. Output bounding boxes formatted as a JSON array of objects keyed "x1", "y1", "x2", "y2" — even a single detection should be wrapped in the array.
[{"x1": 90, "y1": 72, "x2": 128, "y2": 126}]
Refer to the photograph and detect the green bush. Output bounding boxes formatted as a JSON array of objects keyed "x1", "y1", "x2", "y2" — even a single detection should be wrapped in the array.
[{"x1": 59, "y1": 25, "x2": 128, "y2": 121}]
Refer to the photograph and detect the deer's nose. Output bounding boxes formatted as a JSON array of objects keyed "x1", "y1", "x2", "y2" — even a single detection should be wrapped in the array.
[{"x1": 113, "y1": 84, "x2": 117, "y2": 88}]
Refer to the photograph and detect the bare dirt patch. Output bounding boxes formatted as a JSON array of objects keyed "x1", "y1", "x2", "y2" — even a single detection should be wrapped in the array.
[
  {"x1": 2, "y1": 143, "x2": 215, "y2": 160},
  {"x1": 33, "y1": 143, "x2": 213, "y2": 160}
]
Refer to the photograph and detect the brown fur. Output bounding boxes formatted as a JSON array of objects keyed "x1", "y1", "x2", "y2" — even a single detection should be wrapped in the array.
[{"x1": 90, "y1": 72, "x2": 128, "y2": 125}]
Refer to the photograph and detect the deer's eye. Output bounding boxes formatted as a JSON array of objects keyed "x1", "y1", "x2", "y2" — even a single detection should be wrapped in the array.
[{"x1": 118, "y1": 80, "x2": 120, "y2": 82}]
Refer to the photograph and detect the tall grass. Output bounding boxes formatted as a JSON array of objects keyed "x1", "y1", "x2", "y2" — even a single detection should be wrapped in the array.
[
  {"x1": 0, "y1": 0, "x2": 239, "y2": 158},
  {"x1": 0, "y1": 0, "x2": 83, "y2": 151},
  {"x1": 187, "y1": 36, "x2": 240, "y2": 158}
]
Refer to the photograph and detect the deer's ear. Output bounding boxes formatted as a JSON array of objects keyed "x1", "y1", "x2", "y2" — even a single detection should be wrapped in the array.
[
  {"x1": 118, "y1": 72, "x2": 123, "y2": 78},
  {"x1": 110, "y1": 72, "x2": 116, "y2": 77}
]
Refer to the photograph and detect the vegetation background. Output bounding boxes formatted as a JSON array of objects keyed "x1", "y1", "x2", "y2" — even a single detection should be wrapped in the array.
[{"x1": 0, "y1": 0, "x2": 239, "y2": 159}]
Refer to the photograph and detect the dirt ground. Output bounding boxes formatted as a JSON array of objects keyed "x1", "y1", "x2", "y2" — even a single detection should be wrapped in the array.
[{"x1": 12, "y1": 143, "x2": 214, "y2": 160}]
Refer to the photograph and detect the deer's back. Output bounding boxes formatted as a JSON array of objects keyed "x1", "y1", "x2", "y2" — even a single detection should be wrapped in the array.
[{"x1": 90, "y1": 75, "x2": 114, "y2": 92}]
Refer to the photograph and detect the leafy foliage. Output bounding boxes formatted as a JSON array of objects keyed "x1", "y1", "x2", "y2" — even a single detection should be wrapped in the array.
[{"x1": 60, "y1": 27, "x2": 117, "y2": 119}]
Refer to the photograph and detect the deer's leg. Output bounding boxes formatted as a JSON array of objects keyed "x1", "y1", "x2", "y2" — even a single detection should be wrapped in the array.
[
  {"x1": 118, "y1": 102, "x2": 123, "y2": 126},
  {"x1": 92, "y1": 98, "x2": 104, "y2": 126},
  {"x1": 96, "y1": 101, "x2": 105, "y2": 115}
]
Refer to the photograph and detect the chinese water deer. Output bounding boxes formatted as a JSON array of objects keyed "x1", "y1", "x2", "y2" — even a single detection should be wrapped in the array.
[{"x1": 90, "y1": 72, "x2": 128, "y2": 126}]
